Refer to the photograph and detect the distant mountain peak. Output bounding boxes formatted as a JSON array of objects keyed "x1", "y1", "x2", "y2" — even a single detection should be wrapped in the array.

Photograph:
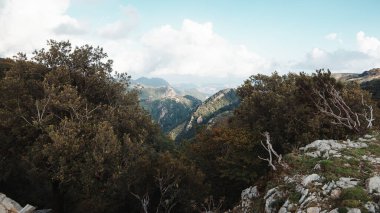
[{"x1": 132, "y1": 77, "x2": 170, "y2": 88}]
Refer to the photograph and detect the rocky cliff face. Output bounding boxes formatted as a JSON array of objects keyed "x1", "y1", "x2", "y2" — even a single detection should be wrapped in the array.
[
  {"x1": 234, "y1": 134, "x2": 380, "y2": 213},
  {"x1": 141, "y1": 95, "x2": 201, "y2": 133},
  {"x1": 332, "y1": 68, "x2": 380, "y2": 100},
  {"x1": 168, "y1": 88, "x2": 240, "y2": 141}
]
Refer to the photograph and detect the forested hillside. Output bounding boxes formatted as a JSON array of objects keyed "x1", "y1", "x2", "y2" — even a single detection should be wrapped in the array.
[{"x1": 1, "y1": 41, "x2": 380, "y2": 213}]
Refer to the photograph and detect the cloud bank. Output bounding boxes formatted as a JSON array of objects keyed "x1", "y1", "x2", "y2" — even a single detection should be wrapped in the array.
[{"x1": 2, "y1": 0, "x2": 380, "y2": 85}]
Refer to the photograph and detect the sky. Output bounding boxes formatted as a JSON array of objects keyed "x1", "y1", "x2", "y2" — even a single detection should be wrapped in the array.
[{"x1": 1, "y1": 0, "x2": 380, "y2": 87}]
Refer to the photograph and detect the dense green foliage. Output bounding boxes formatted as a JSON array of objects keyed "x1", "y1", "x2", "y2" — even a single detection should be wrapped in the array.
[{"x1": 0, "y1": 41, "x2": 205, "y2": 212}]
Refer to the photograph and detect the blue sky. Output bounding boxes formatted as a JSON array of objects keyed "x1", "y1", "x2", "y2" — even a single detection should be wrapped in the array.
[{"x1": 2, "y1": 0, "x2": 380, "y2": 86}]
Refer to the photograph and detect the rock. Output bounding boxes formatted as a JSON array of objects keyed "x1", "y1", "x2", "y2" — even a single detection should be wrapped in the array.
[
  {"x1": 20, "y1": 204, "x2": 36, "y2": 213},
  {"x1": 364, "y1": 201, "x2": 379, "y2": 213},
  {"x1": 1, "y1": 196, "x2": 22, "y2": 212},
  {"x1": 0, "y1": 205, "x2": 6, "y2": 213},
  {"x1": 278, "y1": 200, "x2": 289, "y2": 213},
  {"x1": 264, "y1": 187, "x2": 283, "y2": 213},
  {"x1": 241, "y1": 186, "x2": 259, "y2": 200},
  {"x1": 322, "y1": 181, "x2": 336, "y2": 195},
  {"x1": 278, "y1": 206, "x2": 287, "y2": 213},
  {"x1": 307, "y1": 207, "x2": 321, "y2": 213},
  {"x1": 347, "y1": 208, "x2": 361, "y2": 213},
  {"x1": 299, "y1": 188, "x2": 309, "y2": 204},
  {"x1": 264, "y1": 187, "x2": 278, "y2": 199},
  {"x1": 328, "y1": 209, "x2": 339, "y2": 213},
  {"x1": 305, "y1": 151, "x2": 321, "y2": 158},
  {"x1": 0, "y1": 193, "x2": 36, "y2": 213},
  {"x1": 240, "y1": 186, "x2": 259, "y2": 211},
  {"x1": 367, "y1": 176, "x2": 380, "y2": 194},
  {"x1": 0, "y1": 194, "x2": 5, "y2": 202},
  {"x1": 302, "y1": 174, "x2": 321, "y2": 187},
  {"x1": 330, "y1": 188, "x2": 341, "y2": 199},
  {"x1": 336, "y1": 177, "x2": 359, "y2": 189},
  {"x1": 313, "y1": 163, "x2": 321, "y2": 171}
]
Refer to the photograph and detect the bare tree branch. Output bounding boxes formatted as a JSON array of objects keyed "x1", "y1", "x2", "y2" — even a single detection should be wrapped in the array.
[
  {"x1": 313, "y1": 83, "x2": 374, "y2": 132},
  {"x1": 258, "y1": 132, "x2": 285, "y2": 171}
]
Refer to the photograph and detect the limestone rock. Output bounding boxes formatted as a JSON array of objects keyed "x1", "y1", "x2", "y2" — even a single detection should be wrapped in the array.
[
  {"x1": 264, "y1": 187, "x2": 283, "y2": 213},
  {"x1": 364, "y1": 201, "x2": 379, "y2": 213},
  {"x1": 1, "y1": 196, "x2": 22, "y2": 212},
  {"x1": 307, "y1": 207, "x2": 321, "y2": 213},
  {"x1": 367, "y1": 176, "x2": 380, "y2": 194},
  {"x1": 240, "y1": 186, "x2": 259, "y2": 211},
  {"x1": 330, "y1": 188, "x2": 341, "y2": 199},
  {"x1": 336, "y1": 177, "x2": 359, "y2": 189},
  {"x1": 347, "y1": 208, "x2": 361, "y2": 213},
  {"x1": 302, "y1": 174, "x2": 321, "y2": 187}
]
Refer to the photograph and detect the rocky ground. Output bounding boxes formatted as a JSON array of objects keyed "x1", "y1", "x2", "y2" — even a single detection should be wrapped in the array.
[
  {"x1": 234, "y1": 134, "x2": 380, "y2": 213},
  {"x1": 0, "y1": 193, "x2": 38, "y2": 213}
]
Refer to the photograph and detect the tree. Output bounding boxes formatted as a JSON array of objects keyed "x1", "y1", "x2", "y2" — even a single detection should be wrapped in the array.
[
  {"x1": 186, "y1": 70, "x2": 378, "y2": 209},
  {"x1": 0, "y1": 40, "x2": 205, "y2": 212}
]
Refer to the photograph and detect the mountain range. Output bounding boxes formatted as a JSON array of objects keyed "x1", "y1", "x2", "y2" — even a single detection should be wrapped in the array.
[{"x1": 133, "y1": 77, "x2": 240, "y2": 140}]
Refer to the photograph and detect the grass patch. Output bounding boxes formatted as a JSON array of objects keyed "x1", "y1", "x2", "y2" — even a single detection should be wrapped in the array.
[
  {"x1": 368, "y1": 143, "x2": 380, "y2": 156},
  {"x1": 284, "y1": 154, "x2": 320, "y2": 175},
  {"x1": 341, "y1": 187, "x2": 369, "y2": 201},
  {"x1": 341, "y1": 148, "x2": 367, "y2": 158}
]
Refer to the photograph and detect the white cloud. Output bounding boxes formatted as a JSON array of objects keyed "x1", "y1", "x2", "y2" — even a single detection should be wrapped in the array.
[
  {"x1": 0, "y1": 0, "x2": 79, "y2": 56},
  {"x1": 357, "y1": 31, "x2": 380, "y2": 58},
  {"x1": 293, "y1": 32, "x2": 380, "y2": 73},
  {"x1": 325, "y1": 32, "x2": 343, "y2": 43},
  {"x1": 53, "y1": 16, "x2": 87, "y2": 35},
  {"x1": 325, "y1": 33, "x2": 337, "y2": 40},
  {"x1": 112, "y1": 19, "x2": 272, "y2": 82},
  {"x1": 97, "y1": 5, "x2": 139, "y2": 39}
]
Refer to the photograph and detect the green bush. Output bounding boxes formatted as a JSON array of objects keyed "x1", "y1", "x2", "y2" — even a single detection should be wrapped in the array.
[{"x1": 341, "y1": 187, "x2": 370, "y2": 204}]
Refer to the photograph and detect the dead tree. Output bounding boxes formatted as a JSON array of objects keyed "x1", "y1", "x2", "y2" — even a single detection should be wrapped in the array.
[
  {"x1": 258, "y1": 132, "x2": 284, "y2": 171},
  {"x1": 130, "y1": 191, "x2": 150, "y2": 213},
  {"x1": 155, "y1": 168, "x2": 181, "y2": 213},
  {"x1": 313, "y1": 83, "x2": 374, "y2": 132}
]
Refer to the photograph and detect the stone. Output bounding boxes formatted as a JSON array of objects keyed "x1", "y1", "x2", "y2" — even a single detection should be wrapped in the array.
[
  {"x1": 330, "y1": 188, "x2": 341, "y2": 199},
  {"x1": 299, "y1": 188, "x2": 309, "y2": 204},
  {"x1": 278, "y1": 200, "x2": 289, "y2": 213},
  {"x1": 20, "y1": 204, "x2": 36, "y2": 213},
  {"x1": 328, "y1": 209, "x2": 339, "y2": 213},
  {"x1": 322, "y1": 181, "x2": 336, "y2": 195},
  {"x1": 367, "y1": 176, "x2": 380, "y2": 194},
  {"x1": 1, "y1": 196, "x2": 22, "y2": 212},
  {"x1": 347, "y1": 208, "x2": 361, "y2": 213},
  {"x1": 364, "y1": 201, "x2": 379, "y2": 213},
  {"x1": 307, "y1": 207, "x2": 321, "y2": 213},
  {"x1": 305, "y1": 151, "x2": 321, "y2": 158},
  {"x1": 240, "y1": 186, "x2": 259, "y2": 210},
  {"x1": 264, "y1": 187, "x2": 283, "y2": 213},
  {"x1": 241, "y1": 186, "x2": 259, "y2": 200},
  {"x1": 302, "y1": 174, "x2": 321, "y2": 187},
  {"x1": 336, "y1": 177, "x2": 359, "y2": 189},
  {"x1": 264, "y1": 187, "x2": 278, "y2": 199}
]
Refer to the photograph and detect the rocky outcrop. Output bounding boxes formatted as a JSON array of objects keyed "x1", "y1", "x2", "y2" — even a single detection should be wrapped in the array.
[
  {"x1": 233, "y1": 134, "x2": 380, "y2": 213},
  {"x1": 0, "y1": 193, "x2": 35, "y2": 213}
]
